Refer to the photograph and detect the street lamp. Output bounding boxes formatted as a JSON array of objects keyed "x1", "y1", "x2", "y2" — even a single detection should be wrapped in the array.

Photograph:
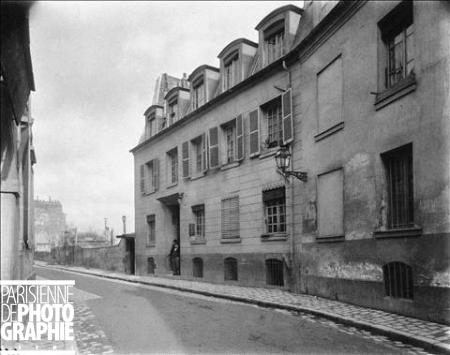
[{"x1": 275, "y1": 146, "x2": 307, "y2": 182}]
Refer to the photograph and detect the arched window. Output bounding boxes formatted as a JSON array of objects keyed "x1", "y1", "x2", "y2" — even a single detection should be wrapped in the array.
[
  {"x1": 383, "y1": 262, "x2": 413, "y2": 299},
  {"x1": 266, "y1": 259, "x2": 284, "y2": 286},
  {"x1": 193, "y1": 257, "x2": 203, "y2": 278},
  {"x1": 224, "y1": 257, "x2": 238, "y2": 281},
  {"x1": 147, "y1": 257, "x2": 155, "y2": 274}
]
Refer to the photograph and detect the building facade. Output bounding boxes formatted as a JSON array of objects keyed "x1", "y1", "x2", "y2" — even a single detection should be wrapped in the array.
[
  {"x1": 1, "y1": 2, "x2": 36, "y2": 281},
  {"x1": 34, "y1": 198, "x2": 67, "y2": 253},
  {"x1": 132, "y1": 1, "x2": 450, "y2": 323}
]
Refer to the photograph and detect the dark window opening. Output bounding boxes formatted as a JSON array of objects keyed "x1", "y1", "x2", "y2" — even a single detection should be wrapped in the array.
[
  {"x1": 383, "y1": 262, "x2": 413, "y2": 299},
  {"x1": 147, "y1": 257, "x2": 155, "y2": 274},
  {"x1": 193, "y1": 257, "x2": 203, "y2": 278},
  {"x1": 266, "y1": 259, "x2": 284, "y2": 286},
  {"x1": 382, "y1": 144, "x2": 414, "y2": 229},
  {"x1": 224, "y1": 257, "x2": 238, "y2": 281}
]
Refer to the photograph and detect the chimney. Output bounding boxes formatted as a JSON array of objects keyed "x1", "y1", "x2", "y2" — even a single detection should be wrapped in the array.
[
  {"x1": 181, "y1": 73, "x2": 189, "y2": 89},
  {"x1": 122, "y1": 216, "x2": 127, "y2": 234}
]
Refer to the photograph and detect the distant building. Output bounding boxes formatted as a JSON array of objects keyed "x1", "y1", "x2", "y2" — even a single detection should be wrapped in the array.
[
  {"x1": 1, "y1": 2, "x2": 36, "y2": 281},
  {"x1": 131, "y1": 1, "x2": 449, "y2": 324},
  {"x1": 34, "y1": 198, "x2": 66, "y2": 252}
]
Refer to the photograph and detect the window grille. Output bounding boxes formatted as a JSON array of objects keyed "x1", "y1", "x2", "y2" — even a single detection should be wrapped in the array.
[
  {"x1": 147, "y1": 257, "x2": 155, "y2": 274},
  {"x1": 382, "y1": 144, "x2": 414, "y2": 228},
  {"x1": 224, "y1": 257, "x2": 238, "y2": 281},
  {"x1": 221, "y1": 197, "x2": 239, "y2": 239},
  {"x1": 383, "y1": 262, "x2": 413, "y2": 299},
  {"x1": 193, "y1": 257, "x2": 203, "y2": 278},
  {"x1": 266, "y1": 259, "x2": 284, "y2": 286}
]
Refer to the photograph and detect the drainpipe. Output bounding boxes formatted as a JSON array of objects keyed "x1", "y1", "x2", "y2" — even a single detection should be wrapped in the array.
[{"x1": 283, "y1": 59, "x2": 299, "y2": 293}]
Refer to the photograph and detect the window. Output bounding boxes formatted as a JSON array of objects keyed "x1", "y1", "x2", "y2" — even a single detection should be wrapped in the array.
[
  {"x1": 381, "y1": 144, "x2": 414, "y2": 229},
  {"x1": 168, "y1": 100, "x2": 178, "y2": 125},
  {"x1": 146, "y1": 114, "x2": 156, "y2": 139},
  {"x1": 221, "y1": 196, "x2": 239, "y2": 239},
  {"x1": 262, "y1": 97, "x2": 282, "y2": 149},
  {"x1": 224, "y1": 123, "x2": 236, "y2": 164},
  {"x1": 191, "y1": 134, "x2": 206, "y2": 174},
  {"x1": 383, "y1": 262, "x2": 413, "y2": 299},
  {"x1": 317, "y1": 169, "x2": 344, "y2": 239},
  {"x1": 192, "y1": 205, "x2": 205, "y2": 238},
  {"x1": 147, "y1": 257, "x2": 155, "y2": 274},
  {"x1": 379, "y1": 2, "x2": 414, "y2": 89},
  {"x1": 193, "y1": 258, "x2": 203, "y2": 278},
  {"x1": 317, "y1": 56, "x2": 343, "y2": 134},
  {"x1": 224, "y1": 258, "x2": 238, "y2": 281},
  {"x1": 146, "y1": 215, "x2": 155, "y2": 246},
  {"x1": 223, "y1": 52, "x2": 239, "y2": 91},
  {"x1": 192, "y1": 79, "x2": 205, "y2": 110},
  {"x1": 266, "y1": 259, "x2": 284, "y2": 286},
  {"x1": 166, "y1": 148, "x2": 178, "y2": 185},
  {"x1": 264, "y1": 20, "x2": 285, "y2": 64},
  {"x1": 140, "y1": 159, "x2": 159, "y2": 194},
  {"x1": 263, "y1": 188, "x2": 286, "y2": 234}
]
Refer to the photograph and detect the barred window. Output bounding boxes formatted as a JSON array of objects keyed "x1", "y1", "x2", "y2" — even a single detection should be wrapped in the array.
[
  {"x1": 383, "y1": 262, "x2": 413, "y2": 299},
  {"x1": 192, "y1": 205, "x2": 205, "y2": 237},
  {"x1": 146, "y1": 215, "x2": 155, "y2": 246},
  {"x1": 193, "y1": 257, "x2": 203, "y2": 278},
  {"x1": 382, "y1": 144, "x2": 414, "y2": 229},
  {"x1": 263, "y1": 188, "x2": 286, "y2": 234},
  {"x1": 221, "y1": 196, "x2": 239, "y2": 239},
  {"x1": 266, "y1": 259, "x2": 284, "y2": 286}
]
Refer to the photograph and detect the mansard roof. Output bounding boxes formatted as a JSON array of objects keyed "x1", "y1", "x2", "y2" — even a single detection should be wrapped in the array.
[{"x1": 164, "y1": 86, "x2": 190, "y2": 101}]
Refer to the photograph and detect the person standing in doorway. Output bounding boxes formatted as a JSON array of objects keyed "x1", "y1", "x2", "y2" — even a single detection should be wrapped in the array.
[{"x1": 169, "y1": 239, "x2": 180, "y2": 275}]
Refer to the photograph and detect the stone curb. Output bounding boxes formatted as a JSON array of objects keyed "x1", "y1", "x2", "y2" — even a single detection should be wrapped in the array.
[{"x1": 35, "y1": 263, "x2": 450, "y2": 355}]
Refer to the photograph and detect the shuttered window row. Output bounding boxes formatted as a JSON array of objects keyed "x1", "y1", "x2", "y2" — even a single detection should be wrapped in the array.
[{"x1": 221, "y1": 197, "x2": 240, "y2": 239}]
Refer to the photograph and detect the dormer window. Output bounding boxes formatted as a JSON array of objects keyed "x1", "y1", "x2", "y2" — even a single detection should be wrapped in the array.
[
  {"x1": 192, "y1": 78, "x2": 205, "y2": 110},
  {"x1": 146, "y1": 113, "x2": 156, "y2": 139},
  {"x1": 264, "y1": 20, "x2": 284, "y2": 64},
  {"x1": 223, "y1": 52, "x2": 239, "y2": 91},
  {"x1": 168, "y1": 99, "x2": 178, "y2": 125}
]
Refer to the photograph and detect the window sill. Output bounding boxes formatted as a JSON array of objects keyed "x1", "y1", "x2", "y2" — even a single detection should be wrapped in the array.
[
  {"x1": 259, "y1": 148, "x2": 279, "y2": 160},
  {"x1": 261, "y1": 233, "x2": 288, "y2": 242},
  {"x1": 146, "y1": 243, "x2": 156, "y2": 248},
  {"x1": 220, "y1": 237, "x2": 241, "y2": 244},
  {"x1": 374, "y1": 226, "x2": 422, "y2": 239},
  {"x1": 166, "y1": 182, "x2": 178, "y2": 189},
  {"x1": 220, "y1": 161, "x2": 240, "y2": 171},
  {"x1": 316, "y1": 235, "x2": 345, "y2": 243},
  {"x1": 375, "y1": 74, "x2": 417, "y2": 111},
  {"x1": 190, "y1": 171, "x2": 206, "y2": 181},
  {"x1": 314, "y1": 121, "x2": 344, "y2": 142},
  {"x1": 189, "y1": 237, "x2": 206, "y2": 245},
  {"x1": 143, "y1": 190, "x2": 157, "y2": 196}
]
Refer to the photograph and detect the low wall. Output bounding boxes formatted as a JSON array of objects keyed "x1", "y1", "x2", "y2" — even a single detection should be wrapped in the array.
[{"x1": 47, "y1": 241, "x2": 128, "y2": 273}]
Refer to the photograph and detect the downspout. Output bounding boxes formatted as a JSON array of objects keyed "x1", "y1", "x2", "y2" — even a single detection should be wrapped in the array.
[{"x1": 282, "y1": 60, "x2": 299, "y2": 293}]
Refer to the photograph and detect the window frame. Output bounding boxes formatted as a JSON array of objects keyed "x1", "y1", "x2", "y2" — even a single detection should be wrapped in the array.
[
  {"x1": 146, "y1": 215, "x2": 156, "y2": 247},
  {"x1": 263, "y1": 188, "x2": 286, "y2": 235},
  {"x1": 192, "y1": 204, "x2": 205, "y2": 238},
  {"x1": 221, "y1": 196, "x2": 240, "y2": 240},
  {"x1": 166, "y1": 148, "x2": 178, "y2": 186}
]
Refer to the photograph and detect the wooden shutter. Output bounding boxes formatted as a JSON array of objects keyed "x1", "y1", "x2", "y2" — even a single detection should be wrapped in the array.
[
  {"x1": 153, "y1": 159, "x2": 159, "y2": 191},
  {"x1": 249, "y1": 109, "x2": 260, "y2": 156},
  {"x1": 236, "y1": 114, "x2": 244, "y2": 161},
  {"x1": 208, "y1": 127, "x2": 219, "y2": 168},
  {"x1": 182, "y1": 141, "x2": 190, "y2": 178},
  {"x1": 201, "y1": 133, "x2": 207, "y2": 171},
  {"x1": 140, "y1": 165, "x2": 146, "y2": 194},
  {"x1": 221, "y1": 197, "x2": 240, "y2": 239},
  {"x1": 282, "y1": 89, "x2": 293, "y2": 145}
]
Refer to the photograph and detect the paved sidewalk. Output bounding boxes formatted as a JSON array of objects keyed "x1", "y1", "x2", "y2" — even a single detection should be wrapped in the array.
[{"x1": 35, "y1": 261, "x2": 450, "y2": 354}]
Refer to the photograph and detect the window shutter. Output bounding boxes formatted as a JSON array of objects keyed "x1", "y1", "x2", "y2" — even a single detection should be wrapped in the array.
[
  {"x1": 236, "y1": 114, "x2": 244, "y2": 161},
  {"x1": 153, "y1": 159, "x2": 159, "y2": 191},
  {"x1": 221, "y1": 197, "x2": 240, "y2": 239},
  {"x1": 140, "y1": 165, "x2": 146, "y2": 194},
  {"x1": 282, "y1": 89, "x2": 293, "y2": 145},
  {"x1": 249, "y1": 109, "x2": 260, "y2": 156},
  {"x1": 201, "y1": 133, "x2": 207, "y2": 171},
  {"x1": 208, "y1": 127, "x2": 219, "y2": 168},
  {"x1": 182, "y1": 141, "x2": 190, "y2": 178}
]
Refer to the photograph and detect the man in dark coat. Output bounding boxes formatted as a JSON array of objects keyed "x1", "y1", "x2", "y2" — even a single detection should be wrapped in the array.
[{"x1": 169, "y1": 239, "x2": 180, "y2": 275}]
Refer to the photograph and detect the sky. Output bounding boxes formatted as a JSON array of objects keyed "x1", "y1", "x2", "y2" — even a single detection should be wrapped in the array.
[{"x1": 29, "y1": 1, "x2": 297, "y2": 234}]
